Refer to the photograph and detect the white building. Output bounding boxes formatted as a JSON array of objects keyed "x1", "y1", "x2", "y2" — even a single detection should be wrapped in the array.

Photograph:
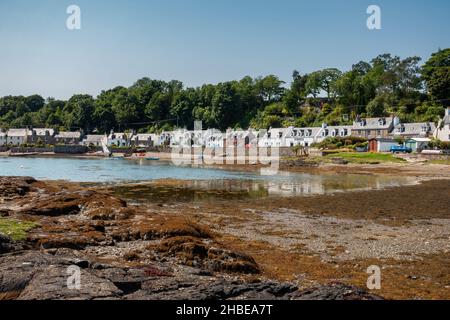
[
  {"x1": 316, "y1": 124, "x2": 353, "y2": 142},
  {"x1": 131, "y1": 133, "x2": 159, "y2": 147},
  {"x1": 29, "y1": 128, "x2": 56, "y2": 145},
  {"x1": 169, "y1": 129, "x2": 192, "y2": 148},
  {"x1": 226, "y1": 129, "x2": 258, "y2": 147},
  {"x1": 434, "y1": 107, "x2": 450, "y2": 142},
  {"x1": 83, "y1": 135, "x2": 107, "y2": 147},
  {"x1": 107, "y1": 132, "x2": 129, "y2": 147},
  {"x1": 54, "y1": 131, "x2": 82, "y2": 145},
  {"x1": 392, "y1": 122, "x2": 435, "y2": 139},
  {"x1": 258, "y1": 128, "x2": 289, "y2": 147},
  {"x1": 204, "y1": 129, "x2": 225, "y2": 148},
  {"x1": 284, "y1": 126, "x2": 321, "y2": 147},
  {"x1": 199, "y1": 129, "x2": 222, "y2": 148},
  {"x1": 159, "y1": 131, "x2": 174, "y2": 146},
  {"x1": 6, "y1": 129, "x2": 30, "y2": 146}
]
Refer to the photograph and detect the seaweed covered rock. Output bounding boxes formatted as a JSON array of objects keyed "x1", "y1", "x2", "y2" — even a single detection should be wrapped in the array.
[
  {"x1": 0, "y1": 234, "x2": 13, "y2": 254},
  {"x1": 0, "y1": 177, "x2": 36, "y2": 198},
  {"x1": 155, "y1": 236, "x2": 260, "y2": 274}
]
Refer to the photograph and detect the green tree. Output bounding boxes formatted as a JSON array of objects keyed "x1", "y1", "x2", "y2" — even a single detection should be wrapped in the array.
[{"x1": 422, "y1": 49, "x2": 450, "y2": 99}]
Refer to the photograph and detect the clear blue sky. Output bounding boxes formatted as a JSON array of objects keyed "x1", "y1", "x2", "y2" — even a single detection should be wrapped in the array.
[{"x1": 0, "y1": 0, "x2": 449, "y2": 99}]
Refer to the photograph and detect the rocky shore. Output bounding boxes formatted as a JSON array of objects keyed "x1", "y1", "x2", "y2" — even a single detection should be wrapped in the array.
[{"x1": 0, "y1": 177, "x2": 381, "y2": 300}]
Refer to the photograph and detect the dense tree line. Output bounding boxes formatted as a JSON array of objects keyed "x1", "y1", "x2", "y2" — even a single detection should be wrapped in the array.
[{"x1": 1, "y1": 49, "x2": 449, "y2": 133}]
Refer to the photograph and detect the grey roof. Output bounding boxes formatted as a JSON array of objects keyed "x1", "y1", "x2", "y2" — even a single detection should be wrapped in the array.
[
  {"x1": 7, "y1": 129, "x2": 29, "y2": 137},
  {"x1": 393, "y1": 122, "x2": 435, "y2": 136},
  {"x1": 85, "y1": 135, "x2": 105, "y2": 142},
  {"x1": 353, "y1": 117, "x2": 393, "y2": 130},
  {"x1": 55, "y1": 131, "x2": 81, "y2": 139}
]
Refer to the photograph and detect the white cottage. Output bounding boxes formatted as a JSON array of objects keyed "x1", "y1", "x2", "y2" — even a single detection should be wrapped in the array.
[
  {"x1": 434, "y1": 107, "x2": 450, "y2": 142},
  {"x1": 226, "y1": 129, "x2": 258, "y2": 147},
  {"x1": 54, "y1": 131, "x2": 82, "y2": 145},
  {"x1": 316, "y1": 124, "x2": 353, "y2": 142},
  {"x1": 107, "y1": 132, "x2": 129, "y2": 147},
  {"x1": 284, "y1": 127, "x2": 321, "y2": 147},
  {"x1": 6, "y1": 129, "x2": 30, "y2": 146},
  {"x1": 258, "y1": 128, "x2": 289, "y2": 147},
  {"x1": 131, "y1": 133, "x2": 159, "y2": 147},
  {"x1": 83, "y1": 135, "x2": 107, "y2": 147},
  {"x1": 392, "y1": 122, "x2": 435, "y2": 139}
]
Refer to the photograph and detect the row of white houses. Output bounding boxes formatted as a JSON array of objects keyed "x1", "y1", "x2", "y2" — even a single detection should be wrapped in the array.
[{"x1": 2, "y1": 108, "x2": 450, "y2": 148}]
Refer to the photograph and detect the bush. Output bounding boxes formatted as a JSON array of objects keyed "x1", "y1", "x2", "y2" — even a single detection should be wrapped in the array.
[
  {"x1": 312, "y1": 136, "x2": 367, "y2": 150},
  {"x1": 429, "y1": 139, "x2": 450, "y2": 150}
]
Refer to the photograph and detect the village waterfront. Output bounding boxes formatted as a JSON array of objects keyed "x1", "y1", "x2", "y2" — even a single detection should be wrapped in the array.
[{"x1": 1, "y1": 152, "x2": 449, "y2": 300}]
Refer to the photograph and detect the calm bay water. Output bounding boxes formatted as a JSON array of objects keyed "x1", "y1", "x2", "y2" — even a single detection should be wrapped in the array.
[{"x1": 0, "y1": 156, "x2": 416, "y2": 197}]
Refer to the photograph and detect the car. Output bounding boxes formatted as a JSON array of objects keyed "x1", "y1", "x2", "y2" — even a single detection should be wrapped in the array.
[{"x1": 390, "y1": 145, "x2": 413, "y2": 153}]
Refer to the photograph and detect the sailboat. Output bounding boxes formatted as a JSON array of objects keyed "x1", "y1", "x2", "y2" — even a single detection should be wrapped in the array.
[{"x1": 101, "y1": 137, "x2": 112, "y2": 157}]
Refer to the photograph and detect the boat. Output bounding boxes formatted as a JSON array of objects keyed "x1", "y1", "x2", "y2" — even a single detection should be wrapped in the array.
[{"x1": 145, "y1": 157, "x2": 160, "y2": 161}]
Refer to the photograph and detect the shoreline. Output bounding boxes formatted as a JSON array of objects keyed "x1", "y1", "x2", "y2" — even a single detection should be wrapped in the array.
[{"x1": 0, "y1": 173, "x2": 449, "y2": 299}]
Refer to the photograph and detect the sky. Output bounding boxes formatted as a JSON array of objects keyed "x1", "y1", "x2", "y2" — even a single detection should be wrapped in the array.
[{"x1": 0, "y1": 0, "x2": 449, "y2": 99}]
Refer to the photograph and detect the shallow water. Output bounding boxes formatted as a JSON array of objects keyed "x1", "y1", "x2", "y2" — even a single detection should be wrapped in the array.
[{"x1": 0, "y1": 156, "x2": 416, "y2": 197}]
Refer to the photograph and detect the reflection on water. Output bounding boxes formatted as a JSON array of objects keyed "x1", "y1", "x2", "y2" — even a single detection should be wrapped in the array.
[{"x1": 0, "y1": 157, "x2": 417, "y2": 201}]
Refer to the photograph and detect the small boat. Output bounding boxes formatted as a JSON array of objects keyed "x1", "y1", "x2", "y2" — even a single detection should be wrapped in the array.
[{"x1": 145, "y1": 157, "x2": 160, "y2": 161}]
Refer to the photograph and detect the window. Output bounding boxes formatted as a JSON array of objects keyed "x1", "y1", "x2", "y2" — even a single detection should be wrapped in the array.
[
  {"x1": 279, "y1": 132, "x2": 283, "y2": 138},
  {"x1": 377, "y1": 130, "x2": 382, "y2": 136}
]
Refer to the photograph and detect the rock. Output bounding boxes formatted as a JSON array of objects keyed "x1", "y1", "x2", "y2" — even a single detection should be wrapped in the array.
[
  {"x1": 290, "y1": 282, "x2": 383, "y2": 300},
  {"x1": 18, "y1": 266, "x2": 123, "y2": 300},
  {"x1": 0, "y1": 234, "x2": 13, "y2": 254},
  {"x1": 155, "y1": 236, "x2": 260, "y2": 274},
  {"x1": 0, "y1": 177, "x2": 36, "y2": 199},
  {"x1": 331, "y1": 157, "x2": 349, "y2": 165}
]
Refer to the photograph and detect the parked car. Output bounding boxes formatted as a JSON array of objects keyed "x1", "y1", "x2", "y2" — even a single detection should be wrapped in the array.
[{"x1": 390, "y1": 145, "x2": 412, "y2": 153}]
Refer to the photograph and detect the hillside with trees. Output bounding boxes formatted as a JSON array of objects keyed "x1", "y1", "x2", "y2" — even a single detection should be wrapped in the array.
[{"x1": 1, "y1": 49, "x2": 449, "y2": 133}]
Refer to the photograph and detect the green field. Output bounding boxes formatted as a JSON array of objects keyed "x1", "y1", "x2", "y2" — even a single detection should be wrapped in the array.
[
  {"x1": 324, "y1": 152, "x2": 406, "y2": 164},
  {"x1": 0, "y1": 218, "x2": 38, "y2": 241}
]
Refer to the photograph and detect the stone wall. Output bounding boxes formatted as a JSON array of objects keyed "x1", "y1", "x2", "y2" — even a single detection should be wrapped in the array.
[
  {"x1": 54, "y1": 145, "x2": 88, "y2": 154},
  {"x1": 10, "y1": 147, "x2": 54, "y2": 153}
]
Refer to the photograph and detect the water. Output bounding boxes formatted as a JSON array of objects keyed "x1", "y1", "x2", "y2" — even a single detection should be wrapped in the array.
[{"x1": 0, "y1": 156, "x2": 416, "y2": 197}]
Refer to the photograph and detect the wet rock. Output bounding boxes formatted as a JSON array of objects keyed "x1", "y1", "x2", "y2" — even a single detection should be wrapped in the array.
[
  {"x1": 0, "y1": 234, "x2": 13, "y2": 254},
  {"x1": 156, "y1": 236, "x2": 260, "y2": 274},
  {"x1": 331, "y1": 157, "x2": 349, "y2": 165},
  {"x1": 0, "y1": 177, "x2": 36, "y2": 199},
  {"x1": 127, "y1": 279, "x2": 298, "y2": 300},
  {"x1": 17, "y1": 193, "x2": 82, "y2": 216},
  {"x1": 291, "y1": 282, "x2": 383, "y2": 300},
  {"x1": 111, "y1": 217, "x2": 212, "y2": 242},
  {"x1": 18, "y1": 265, "x2": 122, "y2": 300}
]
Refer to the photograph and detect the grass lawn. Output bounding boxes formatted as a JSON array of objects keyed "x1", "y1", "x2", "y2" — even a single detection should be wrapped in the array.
[
  {"x1": 324, "y1": 152, "x2": 406, "y2": 164},
  {"x1": 0, "y1": 218, "x2": 38, "y2": 241}
]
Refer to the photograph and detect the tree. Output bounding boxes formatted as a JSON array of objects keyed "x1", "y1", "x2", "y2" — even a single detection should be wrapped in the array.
[
  {"x1": 26, "y1": 95, "x2": 45, "y2": 112},
  {"x1": 366, "y1": 95, "x2": 389, "y2": 117},
  {"x1": 256, "y1": 75, "x2": 285, "y2": 104},
  {"x1": 63, "y1": 94, "x2": 95, "y2": 131},
  {"x1": 305, "y1": 69, "x2": 342, "y2": 99},
  {"x1": 422, "y1": 48, "x2": 450, "y2": 99}
]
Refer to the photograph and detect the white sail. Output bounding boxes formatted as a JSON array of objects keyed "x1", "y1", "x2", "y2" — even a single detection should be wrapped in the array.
[{"x1": 101, "y1": 136, "x2": 110, "y2": 156}]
